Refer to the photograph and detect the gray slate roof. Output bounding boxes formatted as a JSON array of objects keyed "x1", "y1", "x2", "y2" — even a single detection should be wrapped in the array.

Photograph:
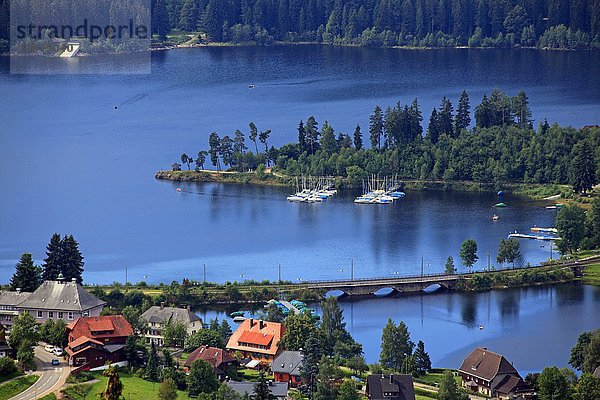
[
  {"x1": 366, "y1": 374, "x2": 415, "y2": 400},
  {"x1": 17, "y1": 280, "x2": 106, "y2": 311},
  {"x1": 140, "y1": 305, "x2": 201, "y2": 326},
  {"x1": 272, "y1": 350, "x2": 303, "y2": 375},
  {"x1": 0, "y1": 290, "x2": 32, "y2": 307},
  {"x1": 226, "y1": 381, "x2": 288, "y2": 399}
]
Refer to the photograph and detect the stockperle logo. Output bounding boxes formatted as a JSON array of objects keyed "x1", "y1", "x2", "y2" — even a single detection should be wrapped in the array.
[{"x1": 10, "y1": 0, "x2": 151, "y2": 74}]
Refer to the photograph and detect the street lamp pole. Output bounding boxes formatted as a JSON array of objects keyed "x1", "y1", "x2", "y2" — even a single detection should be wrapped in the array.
[
  {"x1": 203, "y1": 264, "x2": 206, "y2": 284},
  {"x1": 351, "y1": 258, "x2": 354, "y2": 281},
  {"x1": 421, "y1": 257, "x2": 424, "y2": 278},
  {"x1": 278, "y1": 264, "x2": 282, "y2": 284}
]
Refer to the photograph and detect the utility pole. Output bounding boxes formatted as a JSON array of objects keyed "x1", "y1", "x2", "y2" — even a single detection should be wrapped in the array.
[
  {"x1": 421, "y1": 257, "x2": 424, "y2": 278},
  {"x1": 125, "y1": 266, "x2": 128, "y2": 292},
  {"x1": 488, "y1": 251, "x2": 491, "y2": 272},
  {"x1": 278, "y1": 264, "x2": 282, "y2": 284},
  {"x1": 550, "y1": 241, "x2": 553, "y2": 260},
  {"x1": 203, "y1": 264, "x2": 206, "y2": 284},
  {"x1": 351, "y1": 258, "x2": 354, "y2": 281}
]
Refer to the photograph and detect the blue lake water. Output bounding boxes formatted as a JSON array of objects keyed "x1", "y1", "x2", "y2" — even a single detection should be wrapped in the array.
[{"x1": 1, "y1": 46, "x2": 599, "y2": 371}]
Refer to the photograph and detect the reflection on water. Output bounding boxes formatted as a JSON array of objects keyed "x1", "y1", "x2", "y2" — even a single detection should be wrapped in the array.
[{"x1": 197, "y1": 284, "x2": 600, "y2": 373}]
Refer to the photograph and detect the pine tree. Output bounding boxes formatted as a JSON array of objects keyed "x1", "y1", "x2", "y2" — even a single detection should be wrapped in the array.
[
  {"x1": 178, "y1": 0, "x2": 198, "y2": 31},
  {"x1": 152, "y1": 0, "x2": 171, "y2": 38},
  {"x1": 42, "y1": 233, "x2": 63, "y2": 281},
  {"x1": 305, "y1": 116, "x2": 320, "y2": 154},
  {"x1": 337, "y1": 380, "x2": 360, "y2": 400},
  {"x1": 570, "y1": 141, "x2": 597, "y2": 194},
  {"x1": 438, "y1": 370, "x2": 469, "y2": 400},
  {"x1": 369, "y1": 106, "x2": 384, "y2": 150},
  {"x1": 445, "y1": 256, "x2": 456, "y2": 274},
  {"x1": 512, "y1": 90, "x2": 533, "y2": 129},
  {"x1": 158, "y1": 378, "x2": 178, "y2": 400},
  {"x1": 413, "y1": 340, "x2": 431, "y2": 375},
  {"x1": 301, "y1": 332, "x2": 321, "y2": 398},
  {"x1": 188, "y1": 360, "x2": 219, "y2": 396},
  {"x1": 427, "y1": 108, "x2": 440, "y2": 143},
  {"x1": 298, "y1": 120, "x2": 307, "y2": 153},
  {"x1": 146, "y1": 342, "x2": 159, "y2": 382},
  {"x1": 10, "y1": 253, "x2": 42, "y2": 292},
  {"x1": 438, "y1": 96, "x2": 454, "y2": 135},
  {"x1": 353, "y1": 124, "x2": 363, "y2": 150},
  {"x1": 61, "y1": 235, "x2": 84, "y2": 283},
  {"x1": 103, "y1": 365, "x2": 124, "y2": 400},
  {"x1": 320, "y1": 121, "x2": 337, "y2": 155},
  {"x1": 380, "y1": 319, "x2": 414, "y2": 371},
  {"x1": 454, "y1": 90, "x2": 471, "y2": 135}
]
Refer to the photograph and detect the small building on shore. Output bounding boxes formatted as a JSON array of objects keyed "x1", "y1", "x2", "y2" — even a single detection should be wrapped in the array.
[
  {"x1": 184, "y1": 345, "x2": 238, "y2": 380},
  {"x1": 458, "y1": 347, "x2": 533, "y2": 399},
  {"x1": 366, "y1": 374, "x2": 415, "y2": 400},
  {"x1": 226, "y1": 319, "x2": 284, "y2": 362}
]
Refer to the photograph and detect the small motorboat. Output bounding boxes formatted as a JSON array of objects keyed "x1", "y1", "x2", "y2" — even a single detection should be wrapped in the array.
[
  {"x1": 479, "y1": 325, "x2": 484, "y2": 330},
  {"x1": 233, "y1": 316, "x2": 246, "y2": 323},
  {"x1": 492, "y1": 214, "x2": 499, "y2": 221},
  {"x1": 230, "y1": 311, "x2": 245, "y2": 318},
  {"x1": 494, "y1": 202, "x2": 507, "y2": 207},
  {"x1": 248, "y1": 84, "x2": 256, "y2": 88},
  {"x1": 176, "y1": 188, "x2": 182, "y2": 192}
]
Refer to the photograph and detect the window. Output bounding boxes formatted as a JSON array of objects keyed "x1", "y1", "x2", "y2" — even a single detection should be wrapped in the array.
[
  {"x1": 48, "y1": 311, "x2": 54, "y2": 319},
  {"x1": 37, "y1": 311, "x2": 43, "y2": 318},
  {"x1": 68, "y1": 312, "x2": 74, "y2": 320},
  {"x1": 58, "y1": 312, "x2": 64, "y2": 319}
]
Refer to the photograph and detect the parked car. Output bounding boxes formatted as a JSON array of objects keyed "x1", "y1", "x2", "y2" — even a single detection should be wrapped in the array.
[
  {"x1": 44, "y1": 344, "x2": 54, "y2": 352},
  {"x1": 53, "y1": 347, "x2": 63, "y2": 356},
  {"x1": 51, "y1": 358, "x2": 60, "y2": 366}
]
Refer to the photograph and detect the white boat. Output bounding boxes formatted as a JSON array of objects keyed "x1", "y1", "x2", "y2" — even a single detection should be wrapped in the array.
[{"x1": 233, "y1": 316, "x2": 246, "y2": 323}]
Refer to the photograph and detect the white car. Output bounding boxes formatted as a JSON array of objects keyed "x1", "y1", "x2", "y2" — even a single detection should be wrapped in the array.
[
  {"x1": 53, "y1": 347, "x2": 63, "y2": 356},
  {"x1": 44, "y1": 344, "x2": 54, "y2": 353}
]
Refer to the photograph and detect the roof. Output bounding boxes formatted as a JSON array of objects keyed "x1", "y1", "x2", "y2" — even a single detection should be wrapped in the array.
[
  {"x1": 184, "y1": 345, "x2": 237, "y2": 369},
  {"x1": 0, "y1": 290, "x2": 32, "y2": 307},
  {"x1": 458, "y1": 347, "x2": 519, "y2": 382},
  {"x1": 69, "y1": 335, "x2": 103, "y2": 349},
  {"x1": 226, "y1": 381, "x2": 288, "y2": 398},
  {"x1": 494, "y1": 375, "x2": 529, "y2": 395},
  {"x1": 366, "y1": 374, "x2": 415, "y2": 400},
  {"x1": 594, "y1": 366, "x2": 600, "y2": 379},
  {"x1": 272, "y1": 351, "x2": 303, "y2": 375},
  {"x1": 226, "y1": 319, "x2": 284, "y2": 356},
  {"x1": 140, "y1": 306, "x2": 201, "y2": 326},
  {"x1": 17, "y1": 280, "x2": 105, "y2": 311},
  {"x1": 67, "y1": 315, "x2": 133, "y2": 340}
]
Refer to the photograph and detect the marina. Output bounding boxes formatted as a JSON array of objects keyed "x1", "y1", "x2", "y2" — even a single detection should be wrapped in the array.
[
  {"x1": 354, "y1": 175, "x2": 405, "y2": 204},
  {"x1": 508, "y1": 232, "x2": 561, "y2": 241},
  {"x1": 286, "y1": 176, "x2": 337, "y2": 203}
]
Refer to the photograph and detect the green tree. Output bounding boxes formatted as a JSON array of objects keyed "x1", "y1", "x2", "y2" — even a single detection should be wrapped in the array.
[
  {"x1": 454, "y1": 90, "x2": 471, "y2": 134},
  {"x1": 512, "y1": 90, "x2": 532, "y2": 129},
  {"x1": 337, "y1": 380, "x2": 359, "y2": 400},
  {"x1": 318, "y1": 297, "x2": 361, "y2": 358},
  {"x1": 582, "y1": 331, "x2": 600, "y2": 373},
  {"x1": 438, "y1": 370, "x2": 469, "y2": 400},
  {"x1": 413, "y1": 340, "x2": 431, "y2": 376},
  {"x1": 369, "y1": 106, "x2": 384, "y2": 150},
  {"x1": 346, "y1": 166, "x2": 367, "y2": 187},
  {"x1": 146, "y1": 342, "x2": 160, "y2": 382},
  {"x1": 16, "y1": 341, "x2": 34, "y2": 366},
  {"x1": 10, "y1": 253, "x2": 42, "y2": 292},
  {"x1": 569, "y1": 331, "x2": 591, "y2": 371},
  {"x1": 163, "y1": 321, "x2": 188, "y2": 348},
  {"x1": 217, "y1": 383, "x2": 242, "y2": 400},
  {"x1": 279, "y1": 312, "x2": 316, "y2": 351},
  {"x1": 181, "y1": 153, "x2": 191, "y2": 170},
  {"x1": 570, "y1": 141, "x2": 597, "y2": 194},
  {"x1": 538, "y1": 366, "x2": 572, "y2": 400},
  {"x1": 61, "y1": 235, "x2": 84, "y2": 283},
  {"x1": 445, "y1": 256, "x2": 456, "y2": 274},
  {"x1": 300, "y1": 332, "x2": 321, "y2": 398},
  {"x1": 209, "y1": 132, "x2": 222, "y2": 170},
  {"x1": 556, "y1": 205, "x2": 587, "y2": 254},
  {"x1": 188, "y1": 360, "x2": 219, "y2": 396},
  {"x1": 185, "y1": 328, "x2": 224, "y2": 350},
  {"x1": 258, "y1": 130, "x2": 271, "y2": 164},
  {"x1": 346, "y1": 355, "x2": 368, "y2": 374},
  {"x1": 0, "y1": 357, "x2": 17, "y2": 377},
  {"x1": 38, "y1": 319, "x2": 67, "y2": 347},
  {"x1": 380, "y1": 319, "x2": 414, "y2": 371},
  {"x1": 353, "y1": 124, "x2": 363, "y2": 150},
  {"x1": 158, "y1": 378, "x2": 178, "y2": 400},
  {"x1": 124, "y1": 335, "x2": 146, "y2": 369},
  {"x1": 8, "y1": 312, "x2": 39, "y2": 351},
  {"x1": 575, "y1": 373, "x2": 600, "y2": 400},
  {"x1": 196, "y1": 151, "x2": 208, "y2": 171},
  {"x1": 42, "y1": 233, "x2": 63, "y2": 281},
  {"x1": 249, "y1": 122, "x2": 259, "y2": 154},
  {"x1": 320, "y1": 121, "x2": 337, "y2": 155},
  {"x1": 460, "y1": 239, "x2": 478, "y2": 272},
  {"x1": 102, "y1": 365, "x2": 124, "y2": 400},
  {"x1": 497, "y1": 238, "x2": 521, "y2": 267},
  {"x1": 253, "y1": 371, "x2": 276, "y2": 400},
  {"x1": 314, "y1": 357, "x2": 342, "y2": 400}
]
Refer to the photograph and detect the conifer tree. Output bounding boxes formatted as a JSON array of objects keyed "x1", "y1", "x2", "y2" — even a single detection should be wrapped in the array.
[
  {"x1": 454, "y1": 90, "x2": 471, "y2": 134},
  {"x1": 253, "y1": 372, "x2": 276, "y2": 400},
  {"x1": 146, "y1": 342, "x2": 159, "y2": 382},
  {"x1": 380, "y1": 319, "x2": 414, "y2": 371},
  {"x1": 61, "y1": 235, "x2": 84, "y2": 283},
  {"x1": 10, "y1": 253, "x2": 42, "y2": 292},
  {"x1": 413, "y1": 340, "x2": 432, "y2": 375},
  {"x1": 353, "y1": 124, "x2": 363, "y2": 150},
  {"x1": 438, "y1": 96, "x2": 454, "y2": 135},
  {"x1": 427, "y1": 108, "x2": 440, "y2": 143},
  {"x1": 369, "y1": 105, "x2": 384, "y2": 150},
  {"x1": 298, "y1": 120, "x2": 307, "y2": 153},
  {"x1": 570, "y1": 141, "x2": 597, "y2": 194},
  {"x1": 42, "y1": 233, "x2": 63, "y2": 281}
]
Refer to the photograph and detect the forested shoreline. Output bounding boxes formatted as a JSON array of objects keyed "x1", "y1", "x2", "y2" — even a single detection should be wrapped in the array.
[
  {"x1": 1, "y1": 0, "x2": 600, "y2": 52},
  {"x1": 173, "y1": 90, "x2": 600, "y2": 193}
]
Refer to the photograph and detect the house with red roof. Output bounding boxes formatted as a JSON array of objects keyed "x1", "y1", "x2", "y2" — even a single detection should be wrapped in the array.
[
  {"x1": 65, "y1": 315, "x2": 133, "y2": 371},
  {"x1": 184, "y1": 345, "x2": 238, "y2": 379},
  {"x1": 226, "y1": 319, "x2": 284, "y2": 362}
]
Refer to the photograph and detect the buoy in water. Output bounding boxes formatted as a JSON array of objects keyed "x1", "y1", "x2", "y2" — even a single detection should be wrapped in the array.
[
  {"x1": 114, "y1": 106, "x2": 118, "y2": 109},
  {"x1": 479, "y1": 325, "x2": 484, "y2": 330},
  {"x1": 176, "y1": 188, "x2": 182, "y2": 192}
]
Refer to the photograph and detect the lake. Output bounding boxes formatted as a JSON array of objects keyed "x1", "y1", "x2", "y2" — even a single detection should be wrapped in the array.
[
  {"x1": 1, "y1": 46, "x2": 599, "y2": 284},
  {"x1": 198, "y1": 283, "x2": 600, "y2": 370}
]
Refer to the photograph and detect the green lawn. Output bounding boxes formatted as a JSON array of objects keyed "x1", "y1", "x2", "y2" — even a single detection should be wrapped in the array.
[
  {"x1": 582, "y1": 263, "x2": 600, "y2": 286},
  {"x1": 238, "y1": 368, "x2": 263, "y2": 382},
  {"x1": 0, "y1": 375, "x2": 39, "y2": 400},
  {"x1": 414, "y1": 370, "x2": 461, "y2": 387},
  {"x1": 81, "y1": 372, "x2": 189, "y2": 400}
]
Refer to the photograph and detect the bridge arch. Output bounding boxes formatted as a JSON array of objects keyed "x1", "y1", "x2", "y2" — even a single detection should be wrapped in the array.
[{"x1": 373, "y1": 287, "x2": 397, "y2": 297}]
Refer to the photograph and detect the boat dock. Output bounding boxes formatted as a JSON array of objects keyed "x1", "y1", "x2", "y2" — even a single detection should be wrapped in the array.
[
  {"x1": 508, "y1": 233, "x2": 561, "y2": 241},
  {"x1": 354, "y1": 175, "x2": 405, "y2": 204},
  {"x1": 287, "y1": 176, "x2": 337, "y2": 203},
  {"x1": 278, "y1": 300, "x2": 301, "y2": 315}
]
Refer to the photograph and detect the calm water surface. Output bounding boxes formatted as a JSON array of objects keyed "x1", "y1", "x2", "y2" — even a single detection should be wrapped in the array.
[{"x1": 198, "y1": 284, "x2": 600, "y2": 371}]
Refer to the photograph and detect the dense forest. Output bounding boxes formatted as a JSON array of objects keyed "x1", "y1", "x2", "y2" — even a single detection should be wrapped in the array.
[
  {"x1": 1, "y1": 0, "x2": 600, "y2": 51},
  {"x1": 182, "y1": 90, "x2": 600, "y2": 189}
]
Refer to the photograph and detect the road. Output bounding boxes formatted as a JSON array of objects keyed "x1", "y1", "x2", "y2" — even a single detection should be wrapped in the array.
[{"x1": 10, "y1": 346, "x2": 70, "y2": 400}]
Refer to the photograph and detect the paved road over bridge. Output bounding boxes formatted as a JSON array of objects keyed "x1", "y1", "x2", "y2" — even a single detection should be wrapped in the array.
[{"x1": 298, "y1": 256, "x2": 597, "y2": 297}]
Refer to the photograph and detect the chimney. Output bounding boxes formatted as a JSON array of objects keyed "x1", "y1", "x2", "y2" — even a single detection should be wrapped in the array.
[
  {"x1": 249, "y1": 319, "x2": 254, "y2": 328},
  {"x1": 16, "y1": 288, "x2": 21, "y2": 293},
  {"x1": 160, "y1": 302, "x2": 165, "y2": 309},
  {"x1": 259, "y1": 320, "x2": 265, "y2": 330},
  {"x1": 390, "y1": 374, "x2": 394, "y2": 383}
]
